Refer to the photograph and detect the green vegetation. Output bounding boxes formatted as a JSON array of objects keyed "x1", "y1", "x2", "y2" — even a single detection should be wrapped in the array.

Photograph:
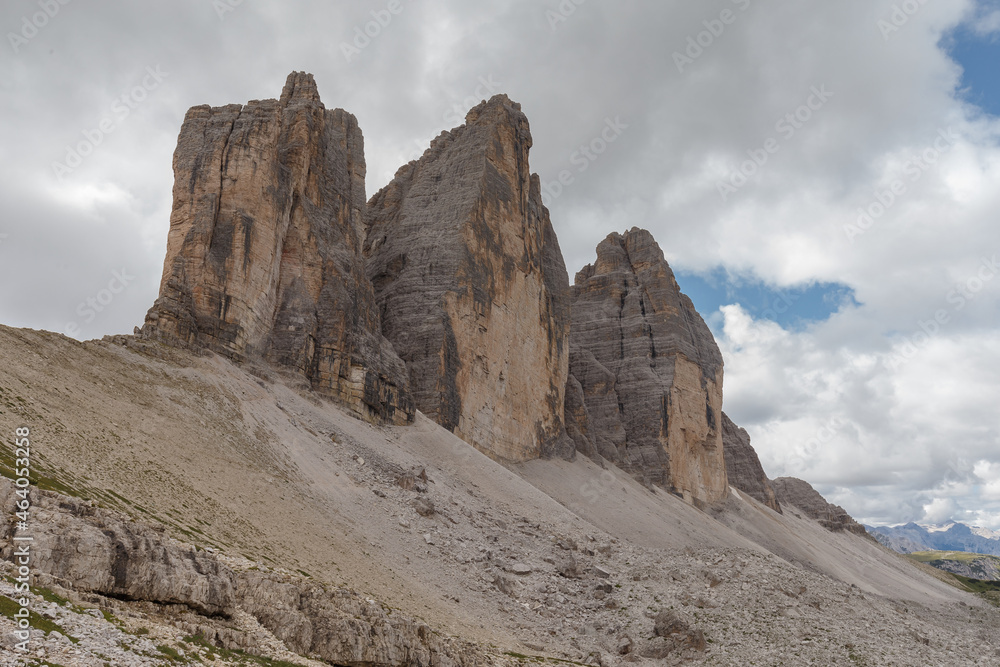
[
  {"x1": 948, "y1": 573, "x2": 1000, "y2": 606},
  {"x1": 0, "y1": 443, "x2": 93, "y2": 499},
  {"x1": 156, "y1": 644, "x2": 185, "y2": 662},
  {"x1": 907, "y1": 550, "x2": 1000, "y2": 565},
  {"x1": 180, "y1": 634, "x2": 312, "y2": 666},
  {"x1": 0, "y1": 594, "x2": 77, "y2": 642},
  {"x1": 905, "y1": 550, "x2": 1000, "y2": 593}
]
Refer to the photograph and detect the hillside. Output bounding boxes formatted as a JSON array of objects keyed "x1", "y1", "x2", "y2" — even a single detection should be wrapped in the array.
[
  {"x1": 907, "y1": 551, "x2": 1000, "y2": 582},
  {"x1": 1, "y1": 325, "x2": 999, "y2": 665}
]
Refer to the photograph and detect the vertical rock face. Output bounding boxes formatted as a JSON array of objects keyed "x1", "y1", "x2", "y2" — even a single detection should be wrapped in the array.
[
  {"x1": 141, "y1": 72, "x2": 412, "y2": 424},
  {"x1": 567, "y1": 228, "x2": 728, "y2": 505},
  {"x1": 365, "y1": 94, "x2": 571, "y2": 462},
  {"x1": 721, "y1": 412, "x2": 781, "y2": 513},
  {"x1": 771, "y1": 477, "x2": 868, "y2": 536}
]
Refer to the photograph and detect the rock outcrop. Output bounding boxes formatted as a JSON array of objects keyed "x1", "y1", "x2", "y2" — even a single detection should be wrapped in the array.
[
  {"x1": 566, "y1": 228, "x2": 728, "y2": 505},
  {"x1": 908, "y1": 552, "x2": 1000, "y2": 582},
  {"x1": 0, "y1": 477, "x2": 496, "y2": 666},
  {"x1": 772, "y1": 477, "x2": 867, "y2": 536},
  {"x1": 722, "y1": 412, "x2": 781, "y2": 513},
  {"x1": 365, "y1": 94, "x2": 572, "y2": 462},
  {"x1": 140, "y1": 72, "x2": 412, "y2": 425},
  {"x1": 0, "y1": 479, "x2": 236, "y2": 617}
]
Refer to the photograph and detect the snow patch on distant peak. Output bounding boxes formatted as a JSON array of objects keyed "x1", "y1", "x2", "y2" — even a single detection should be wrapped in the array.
[
  {"x1": 918, "y1": 522, "x2": 955, "y2": 533},
  {"x1": 971, "y1": 526, "x2": 1000, "y2": 540}
]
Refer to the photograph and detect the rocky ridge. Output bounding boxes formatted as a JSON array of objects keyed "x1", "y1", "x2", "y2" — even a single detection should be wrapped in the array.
[{"x1": 772, "y1": 476, "x2": 868, "y2": 536}]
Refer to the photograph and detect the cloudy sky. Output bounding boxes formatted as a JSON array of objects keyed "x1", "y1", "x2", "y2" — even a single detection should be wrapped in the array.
[{"x1": 2, "y1": 0, "x2": 999, "y2": 530}]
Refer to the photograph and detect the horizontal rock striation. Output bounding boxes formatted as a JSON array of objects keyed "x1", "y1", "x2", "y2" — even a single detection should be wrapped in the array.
[
  {"x1": 567, "y1": 228, "x2": 728, "y2": 505},
  {"x1": 0, "y1": 477, "x2": 496, "y2": 666},
  {"x1": 772, "y1": 477, "x2": 867, "y2": 536},
  {"x1": 0, "y1": 478, "x2": 235, "y2": 617},
  {"x1": 140, "y1": 72, "x2": 412, "y2": 424},
  {"x1": 722, "y1": 412, "x2": 781, "y2": 513},
  {"x1": 365, "y1": 94, "x2": 572, "y2": 462}
]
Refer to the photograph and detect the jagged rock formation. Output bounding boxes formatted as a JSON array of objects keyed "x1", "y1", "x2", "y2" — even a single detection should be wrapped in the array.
[
  {"x1": 140, "y1": 72, "x2": 412, "y2": 425},
  {"x1": 772, "y1": 477, "x2": 867, "y2": 536},
  {"x1": 722, "y1": 412, "x2": 781, "y2": 513},
  {"x1": 0, "y1": 477, "x2": 496, "y2": 666},
  {"x1": 365, "y1": 94, "x2": 572, "y2": 462},
  {"x1": 566, "y1": 228, "x2": 728, "y2": 505}
]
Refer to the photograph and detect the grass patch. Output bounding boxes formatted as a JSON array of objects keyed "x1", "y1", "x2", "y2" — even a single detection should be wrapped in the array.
[
  {"x1": 156, "y1": 644, "x2": 184, "y2": 662},
  {"x1": 181, "y1": 634, "x2": 311, "y2": 666},
  {"x1": 0, "y1": 448, "x2": 91, "y2": 499},
  {"x1": 31, "y1": 585, "x2": 72, "y2": 606},
  {"x1": 908, "y1": 550, "x2": 1000, "y2": 565},
  {"x1": 0, "y1": 594, "x2": 77, "y2": 642}
]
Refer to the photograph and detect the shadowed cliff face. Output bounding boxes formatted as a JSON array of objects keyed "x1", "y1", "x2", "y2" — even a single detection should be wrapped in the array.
[
  {"x1": 140, "y1": 72, "x2": 412, "y2": 424},
  {"x1": 365, "y1": 94, "x2": 572, "y2": 463},
  {"x1": 566, "y1": 228, "x2": 728, "y2": 505},
  {"x1": 722, "y1": 412, "x2": 781, "y2": 513}
]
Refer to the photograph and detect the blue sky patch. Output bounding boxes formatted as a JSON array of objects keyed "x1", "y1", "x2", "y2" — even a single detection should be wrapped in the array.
[
  {"x1": 943, "y1": 8, "x2": 1000, "y2": 116},
  {"x1": 675, "y1": 268, "x2": 859, "y2": 331}
]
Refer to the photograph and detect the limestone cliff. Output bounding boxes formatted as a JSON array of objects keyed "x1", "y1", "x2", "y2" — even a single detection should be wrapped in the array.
[
  {"x1": 365, "y1": 94, "x2": 572, "y2": 462},
  {"x1": 722, "y1": 412, "x2": 781, "y2": 513},
  {"x1": 140, "y1": 72, "x2": 412, "y2": 425},
  {"x1": 772, "y1": 477, "x2": 868, "y2": 536},
  {"x1": 567, "y1": 228, "x2": 728, "y2": 505}
]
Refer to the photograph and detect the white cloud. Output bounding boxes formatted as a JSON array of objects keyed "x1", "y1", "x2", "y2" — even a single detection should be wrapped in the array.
[{"x1": 923, "y1": 497, "x2": 960, "y2": 524}]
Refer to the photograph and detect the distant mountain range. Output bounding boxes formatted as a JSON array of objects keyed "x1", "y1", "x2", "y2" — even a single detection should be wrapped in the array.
[{"x1": 865, "y1": 520, "x2": 1000, "y2": 556}]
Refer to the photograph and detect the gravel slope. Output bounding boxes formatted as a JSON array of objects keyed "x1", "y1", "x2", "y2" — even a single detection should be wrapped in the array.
[{"x1": 1, "y1": 325, "x2": 998, "y2": 665}]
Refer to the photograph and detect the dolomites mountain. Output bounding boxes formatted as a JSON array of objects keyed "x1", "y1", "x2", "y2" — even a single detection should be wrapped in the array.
[
  {"x1": 2, "y1": 71, "x2": 999, "y2": 666},
  {"x1": 139, "y1": 72, "x2": 412, "y2": 425},
  {"x1": 722, "y1": 412, "x2": 781, "y2": 513},
  {"x1": 365, "y1": 94, "x2": 572, "y2": 463},
  {"x1": 566, "y1": 229, "x2": 728, "y2": 505},
  {"x1": 138, "y1": 73, "x2": 752, "y2": 505}
]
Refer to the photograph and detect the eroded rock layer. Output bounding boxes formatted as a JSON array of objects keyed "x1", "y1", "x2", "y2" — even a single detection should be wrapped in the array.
[
  {"x1": 0, "y1": 478, "x2": 494, "y2": 666},
  {"x1": 140, "y1": 72, "x2": 412, "y2": 424},
  {"x1": 722, "y1": 412, "x2": 781, "y2": 513},
  {"x1": 567, "y1": 228, "x2": 728, "y2": 504},
  {"x1": 772, "y1": 477, "x2": 868, "y2": 536},
  {"x1": 365, "y1": 94, "x2": 571, "y2": 462}
]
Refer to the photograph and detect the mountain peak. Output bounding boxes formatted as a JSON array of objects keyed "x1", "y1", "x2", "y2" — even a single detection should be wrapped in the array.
[{"x1": 279, "y1": 70, "x2": 321, "y2": 104}]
